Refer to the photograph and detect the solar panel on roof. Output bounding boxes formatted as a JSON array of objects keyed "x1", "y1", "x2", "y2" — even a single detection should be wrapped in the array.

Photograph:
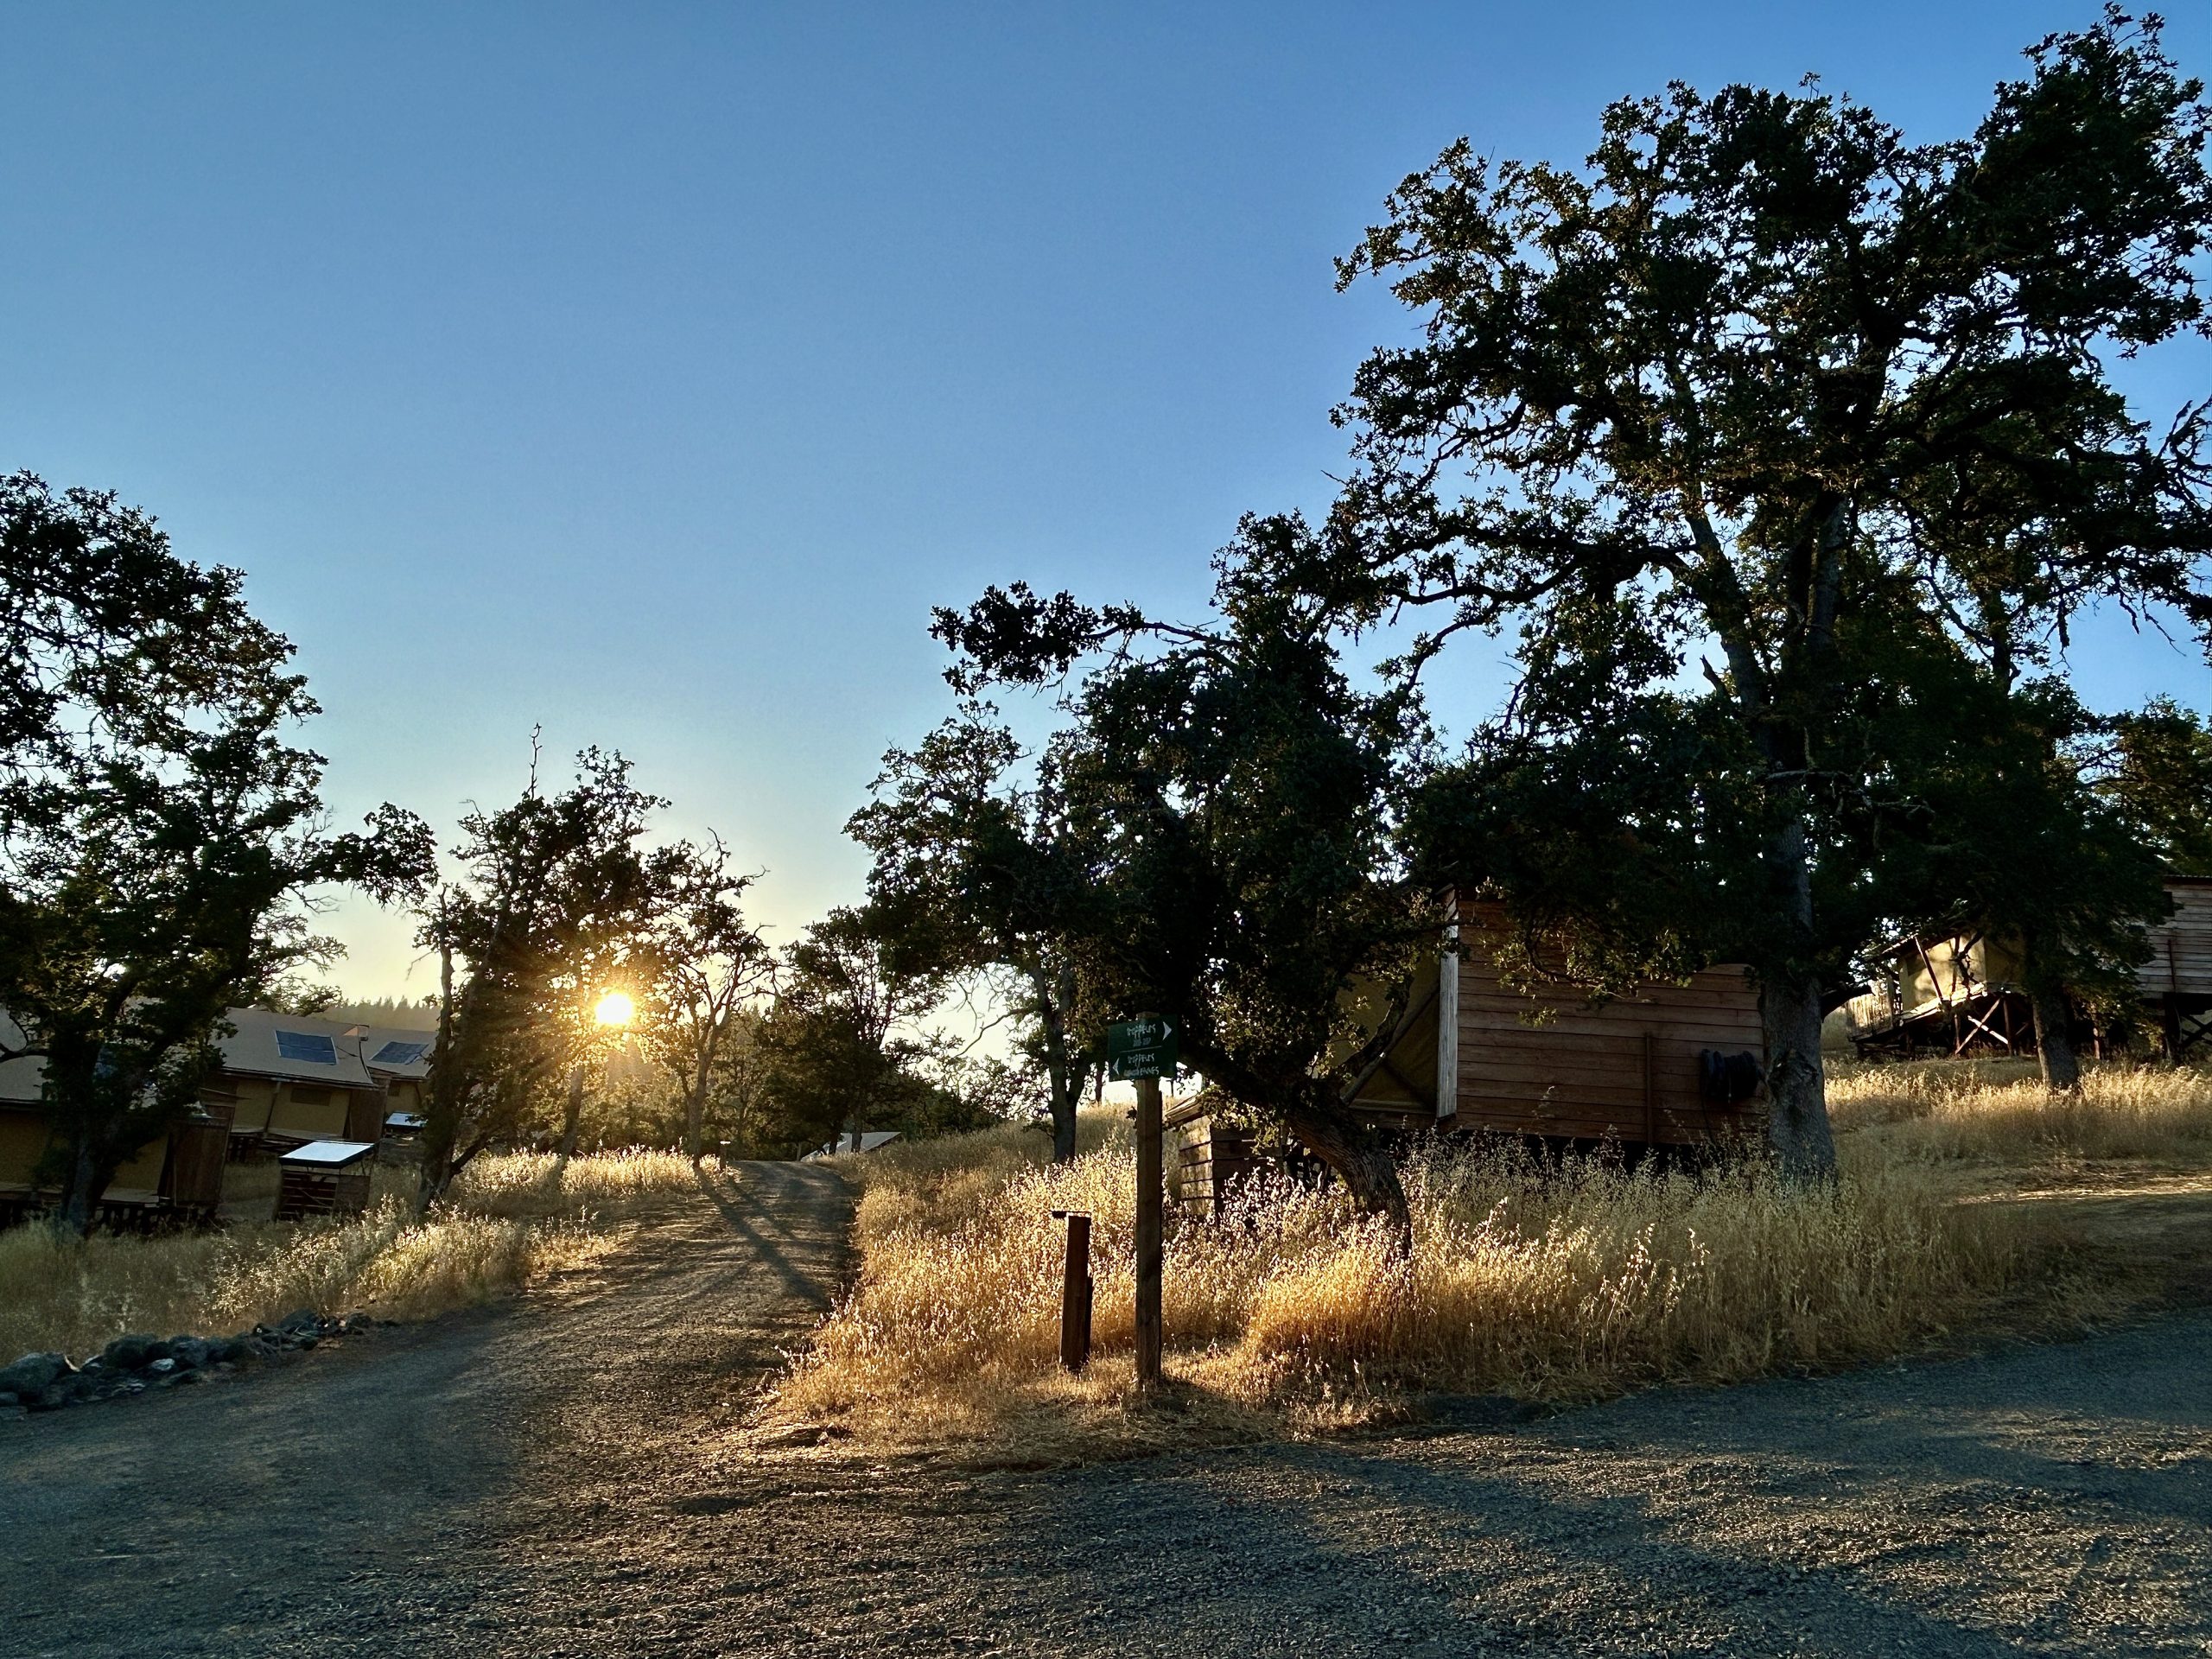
[
  {"x1": 274, "y1": 1029, "x2": 337, "y2": 1065},
  {"x1": 372, "y1": 1040, "x2": 429, "y2": 1065}
]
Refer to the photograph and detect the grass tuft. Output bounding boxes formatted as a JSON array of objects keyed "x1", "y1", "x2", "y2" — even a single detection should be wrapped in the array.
[
  {"x1": 0, "y1": 1147, "x2": 699, "y2": 1363},
  {"x1": 778, "y1": 1071, "x2": 2212, "y2": 1454},
  {"x1": 1828, "y1": 1059, "x2": 2212, "y2": 1163}
]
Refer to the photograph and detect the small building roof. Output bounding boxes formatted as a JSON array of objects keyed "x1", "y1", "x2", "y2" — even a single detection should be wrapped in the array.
[
  {"x1": 2, "y1": 1007, "x2": 403, "y2": 1102},
  {"x1": 385, "y1": 1111, "x2": 427, "y2": 1130},
  {"x1": 214, "y1": 1008, "x2": 380, "y2": 1090},
  {"x1": 356, "y1": 1027, "x2": 435, "y2": 1080},
  {"x1": 278, "y1": 1139, "x2": 378, "y2": 1168},
  {"x1": 804, "y1": 1130, "x2": 902, "y2": 1160}
]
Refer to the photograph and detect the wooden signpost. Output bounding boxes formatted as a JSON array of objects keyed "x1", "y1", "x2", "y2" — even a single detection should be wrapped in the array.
[
  {"x1": 1107, "y1": 1014, "x2": 1178, "y2": 1393},
  {"x1": 1051, "y1": 1209, "x2": 1093, "y2": 1373}
]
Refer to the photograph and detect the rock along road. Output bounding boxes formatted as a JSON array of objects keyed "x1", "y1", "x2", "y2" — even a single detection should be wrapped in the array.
[{"x1": 3, "y1": 1160, "x2": 2208, "y2": 1658}]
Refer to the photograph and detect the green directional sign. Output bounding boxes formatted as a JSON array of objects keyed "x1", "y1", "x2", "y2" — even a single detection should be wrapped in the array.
[{"x1": 1107, "y1": 1014, "x2": 1179, "y2": 1082}]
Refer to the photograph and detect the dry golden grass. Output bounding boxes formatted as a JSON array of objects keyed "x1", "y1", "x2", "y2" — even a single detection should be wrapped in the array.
[
  {"x1": 0, "y1": 1147, "x2": 700, "y2": 1363},
  {"x1": 1829, "y1": 1058, "x2": 2212, "y2": 1165},
  {"x1": 449, "y1": 1147, "x2": 702, "y2": 1218},
  {"x1": 778, "y1": 1073, "x2": 2212, "y2": 1455}
]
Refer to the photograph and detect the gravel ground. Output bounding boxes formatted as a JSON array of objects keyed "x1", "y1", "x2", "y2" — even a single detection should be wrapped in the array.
[{"x1": 3, "y1": 1160, "x2": 2208, "y2": 1658}]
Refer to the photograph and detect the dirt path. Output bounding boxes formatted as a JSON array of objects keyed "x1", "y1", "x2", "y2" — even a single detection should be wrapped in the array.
[{"x1": 4, "y1": 1162, "x2": 2209, "y2": 1658}]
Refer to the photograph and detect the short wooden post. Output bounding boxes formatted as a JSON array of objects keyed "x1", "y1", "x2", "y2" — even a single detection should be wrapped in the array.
[
  {"x1": 1640, "y1": 1029, "x2": 1656, "y2": 1147},
  {"x1": 1134, "y1": 1074, "x2": 1163, "y2": 1392},
  {"x1": 1052, "y1": 1209, "x2": 1093, "y2": 1373}
]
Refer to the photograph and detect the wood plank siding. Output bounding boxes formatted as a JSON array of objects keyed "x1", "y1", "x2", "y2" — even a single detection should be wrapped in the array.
[
  {"x1": 1344, "y1": 900, "x2": 1767, "y2": 1148},
  {"x1": 2142, "y1": 878, "x2": 2212, "y2": 1001}
]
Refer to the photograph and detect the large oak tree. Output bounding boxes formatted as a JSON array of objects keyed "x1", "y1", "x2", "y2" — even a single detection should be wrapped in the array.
[
  {"x1": 1328, "y1": 11, "x2": 2211, "y2": 1173},
  {"x1": 0, "y1": 475, "x2": 430, "y2": 1232}
]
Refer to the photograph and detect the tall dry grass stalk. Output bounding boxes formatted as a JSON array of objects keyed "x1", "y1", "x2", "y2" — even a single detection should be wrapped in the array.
[
  {"x1": 1829, "y1": 1059, "x2": 2212, "y2": 1164},
  {"x1": 782, "y1": 1104, "x2": 2067, "y2": 1449},
  {"x1": 0, "y1": 1147, "x2": 700, "y2": 1362}
]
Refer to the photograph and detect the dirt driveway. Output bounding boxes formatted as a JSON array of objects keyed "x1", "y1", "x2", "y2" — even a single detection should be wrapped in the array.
[{"x1": 3, "y1": 1160, "x2": 2208, "y2": 1658}]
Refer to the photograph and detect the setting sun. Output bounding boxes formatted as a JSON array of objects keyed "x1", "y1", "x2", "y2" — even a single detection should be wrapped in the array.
[{"x1": 592, "y1": 990, "x2": 635, "y2": 1028}]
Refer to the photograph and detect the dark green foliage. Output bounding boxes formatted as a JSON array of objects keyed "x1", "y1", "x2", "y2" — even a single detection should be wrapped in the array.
[
  {"x1": 937, "y1": 513, "x2": 1439, "y2": 1224},
  {"x1": 1878, "y1": 676, "x2": 2171, "y2": 1083},
  {"x1": 636, "y1": 836, "x2": 772, "y2": 1160},
  {"x1": 2106, "y1": 697, "x2": 2212, "y2": 874},
  {"x1": 416, "y1": 747, "x2": 691, "y2": 1194},
  {"x1": 849, "y1": 707, "x2": 1103, "y2": 1160},
  {"x1": 1329, "y1": 10, "x2": 2212, "y2": 1162},
  {"x1": 0, "y1": 474, "x2": 431, "y2": 1230},
  {"x1": 747, "y1": 906, "x2": 974, "y2": 1158}
]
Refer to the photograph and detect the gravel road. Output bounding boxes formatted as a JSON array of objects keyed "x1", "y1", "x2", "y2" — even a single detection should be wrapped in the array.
[{"x1": 3, "y1": 1160, "x2": 2208, "y2": 1658}]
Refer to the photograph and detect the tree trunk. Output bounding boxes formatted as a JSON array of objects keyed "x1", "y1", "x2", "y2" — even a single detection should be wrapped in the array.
[
  {"x1": 559, "y1": 1063, "x2": 584, "y2": 1159},
  {"x1": 1760, "y1": 816, "x2": 1838, "y2": 1184},
  {"x1": 2032, "y1": 984, "x2": 2082, "y2": 1093},
  {"x1": 1033, "y1": 967, "x2": 1079, "y2": 1163},
  {"x1": 1761, "y1": 973, "x2": 1836, "y2": 1183},
  {"x1": 1050, "y1": 1089, "x2": 1078, "y2": 1164},
  {"x1": 53, "y1": 1133, "x2": 103, "y2": 1239},
  {"x1": 416, "y1": 934, "x2": 462, "y2": 1213},
  {"x1": 684, "y1": 1084, "x2": 707, "y2": 1164},
  {"x1": 1283, "y1": 1099, "x2": 1410, "y2": 1243}
]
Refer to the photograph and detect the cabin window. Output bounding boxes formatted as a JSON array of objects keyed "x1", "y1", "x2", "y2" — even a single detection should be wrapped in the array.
[{"x1": 289, "y1": 1084, "x2": 333, "y2": 1108}]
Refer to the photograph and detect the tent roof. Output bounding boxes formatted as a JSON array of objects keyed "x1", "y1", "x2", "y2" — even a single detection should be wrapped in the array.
[
  {"x1": 213, "y1": 1008, "x2": 380, "y2": 1090},
  {"x1": 357, "y1": 1028, "x2": 435, "y2": 1079}
]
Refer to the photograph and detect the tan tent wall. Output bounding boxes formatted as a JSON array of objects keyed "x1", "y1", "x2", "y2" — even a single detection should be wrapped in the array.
[
  {"x1": 217, "y1": 1074, "x2": 281, "y2": 1136},
  {"x1": 218, "y1": 1075, "x2": 374, "y2": 1143},
  {"x1": 0, "y1": 1104, "x2": 224, "y2": 1211},
  {"x1": 106, "y1": 1135, "x2": 168, "y2": 1201},
  {"x1": 1897, "y1": 935, "x2": 2024, "y2": 1012},
  {"x1": 0, "y1": 1106, "x2": 49, "y2": 1191},
  {"x1": 1340, "y1": 957, "x2": 1443, "y2": 1120},
  {"x1": 268, "y1": 1082, "x2": 351, "y2": 1141}
]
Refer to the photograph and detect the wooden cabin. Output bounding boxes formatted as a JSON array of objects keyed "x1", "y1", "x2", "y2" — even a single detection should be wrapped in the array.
[
  {"x1": 359, "y1": 1027, "x2": 434, "y2": 1122},
  {"x1": 1849, "y1": 874, "x2": 2212, "y2": 1061},
  {"x1": 0, "y1": 1014, "x2": 229, "y2": 1227},
  {"x1": 1338, "y1": 901, "x2": 1769, "y2": 1148},
  {"x1": 2141, "y1": 874, "x2": 2212, "y2": 1062},
  {"x1": 274, "y1": 1139, "x2": 378, "y2": 1220},
  {"x1": 1171, "y1": 901, "x2": 1767, "y2": 1217},
  {"x1": 1166, "y1": 1096, "x2": 1259, "y2": 1219},
  {"x1": 200, "y1": 1008, "x2": 391, "y2": 1157}
]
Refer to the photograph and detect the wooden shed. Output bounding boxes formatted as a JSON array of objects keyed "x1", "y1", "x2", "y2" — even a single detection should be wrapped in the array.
[
  {"x1": 201, "y1": 1007, "x2": 390, "y2": 1157},
  {"x1": 1849, "y1": 875, "x2": 2212, "y2": 1062},
  {"x1": 1402, "y1": 901, "x2": 1769, "y2": 1147},
  {"x1": 2142, "y1": 874, "x2": 2212, "y2": 1061},
  {"x1": 1166, "y1": 1096, "x2": 1260, "y2": 1220},
  {"x1": 275, "y1": 1140, "x2": 378, "y2": 1221},
  {"x1": 0, "y1": 1013, "x2": 232, "y2": 1227}
]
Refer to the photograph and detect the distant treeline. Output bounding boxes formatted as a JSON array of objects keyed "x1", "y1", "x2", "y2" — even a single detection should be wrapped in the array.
[{"x1": 319, "y1": 996, "x2": 442, "y2": 1033}]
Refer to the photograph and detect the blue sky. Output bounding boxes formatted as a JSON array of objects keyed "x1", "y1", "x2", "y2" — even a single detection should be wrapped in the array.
[{"x1": 3, "y1": 3, "x2": 2205, "y2": 996}]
